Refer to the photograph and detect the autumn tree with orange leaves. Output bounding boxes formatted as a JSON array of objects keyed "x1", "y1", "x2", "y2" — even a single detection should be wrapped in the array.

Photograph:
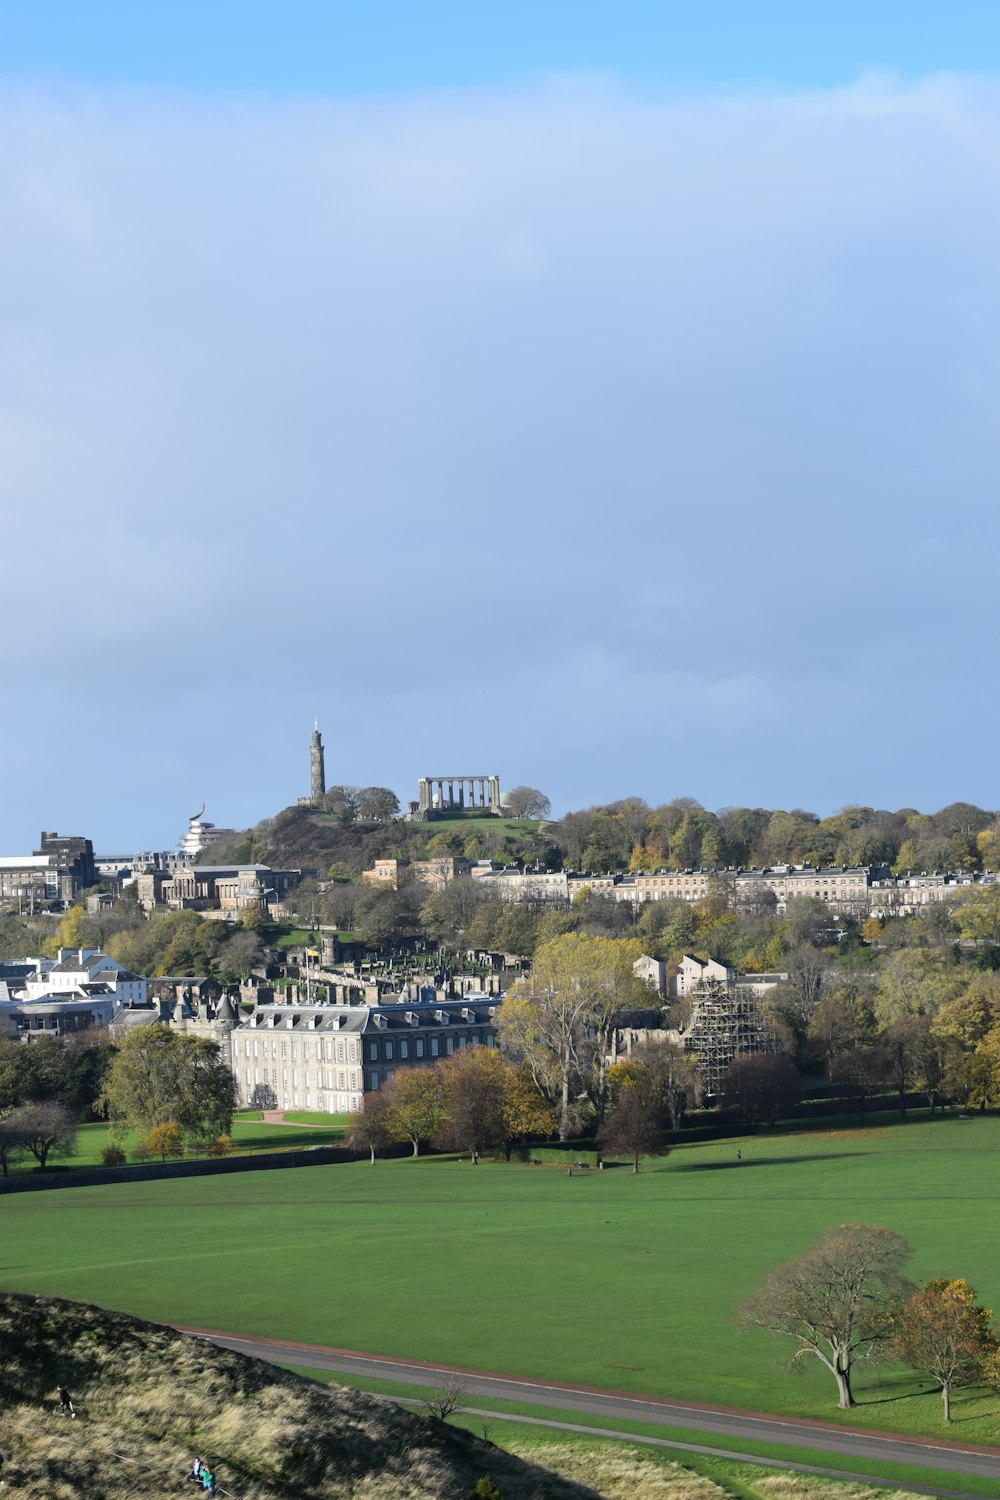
[{"x1": 893, "y1": 1279, "x2": 996, "y2": 1422}]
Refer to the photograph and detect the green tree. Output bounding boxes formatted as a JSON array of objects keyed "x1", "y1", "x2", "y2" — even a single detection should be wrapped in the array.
[
  {"x1": 98, "y1": 1025, "x2": 236, "y2": 1143},
  {"x1": 874, "y1": 949, "x2": 963, "y2": 1028},
  {"x1": 353, "y1": 885, "x2": 422, "y2": 949},
  {"x1": 497, "y1": 934, "x2": 645, "y2": 1138},
  {"x1": 382, "y1": 1068, "x2": 447, "y2": 1157},
  {"x1": 356, "y1": 787, "x2": 401, "y2": 822},
  {"x1": 893, "y1": 1279, "x2": 996, "y2": 1422},
  {"x1": 954, "y1": 885, "x2": 1000, "y2": 947}
]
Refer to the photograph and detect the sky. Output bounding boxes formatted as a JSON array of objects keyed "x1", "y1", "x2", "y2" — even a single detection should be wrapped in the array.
[{"x1": 3, "y1": 4, "x2": 1000, "y2": 851}]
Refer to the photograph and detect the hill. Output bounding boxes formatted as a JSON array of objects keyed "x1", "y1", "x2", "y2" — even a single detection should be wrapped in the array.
[
  {"x1": 199, "y1": 802, "x2": 553, "y2": 878},
  {"x1": 0, "y1": 1292, "x2": 597, "y2": 1499}
]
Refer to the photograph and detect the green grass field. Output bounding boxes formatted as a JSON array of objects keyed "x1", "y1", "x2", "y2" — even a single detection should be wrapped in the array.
[
  {"x1": 279, "y1": 1110, "x2": 350, "y2": 1129},
  {"x1": 3, "y1": 1114, "x2": 1000, "y2": 1446},
  {"x1": 6, "y1": 1115, "x2": 349, "y2": 1173},
  {"x1": 417, "y1": 816, "x2": 542, "y2": 836}
]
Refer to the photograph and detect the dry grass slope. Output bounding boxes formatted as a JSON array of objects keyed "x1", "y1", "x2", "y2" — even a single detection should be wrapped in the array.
[
  {"x1": 507, "y1": 1443, "x2": 729, "y2": 1498},
  {"x1": 0, "y1": 1293, "x2": 598, "y2": 1499}
]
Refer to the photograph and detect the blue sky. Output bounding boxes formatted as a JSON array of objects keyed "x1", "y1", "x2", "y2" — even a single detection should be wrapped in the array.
[
  {"x1": 5, "y1": 2, "x2": 1000, "y2": 94},
  {"x1": 3, "y1": 5, "x2": 1000, "y2": 850}
]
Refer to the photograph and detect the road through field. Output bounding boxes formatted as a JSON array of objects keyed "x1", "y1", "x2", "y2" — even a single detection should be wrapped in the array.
[{"x1": 179, "y1": 1325, "x2": 1000, "y2": 1489}]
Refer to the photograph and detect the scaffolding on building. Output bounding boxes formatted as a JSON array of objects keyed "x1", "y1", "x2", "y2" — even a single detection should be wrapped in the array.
[{"x1": 671, "y1": 980, "x2": 778, "y2": 1096}]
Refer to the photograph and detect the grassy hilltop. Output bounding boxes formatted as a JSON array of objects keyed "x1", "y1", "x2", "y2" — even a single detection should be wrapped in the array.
[{"x1": 0, "y1": 1293, "x2": 596, "y2": 1500}]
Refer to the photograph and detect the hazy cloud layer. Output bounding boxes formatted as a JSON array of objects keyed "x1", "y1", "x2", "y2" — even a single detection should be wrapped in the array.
[{"x1": 2, "y1": 73, "x2": 999, "y2": 847}]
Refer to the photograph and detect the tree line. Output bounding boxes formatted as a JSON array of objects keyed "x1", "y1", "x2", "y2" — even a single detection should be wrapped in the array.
[
  {"x1": 0, "y1": 1024, "x2": 236, "y2": 1176},
  {"x1": 194, "y1": 791, "x2": 1000, "y2": 890}
]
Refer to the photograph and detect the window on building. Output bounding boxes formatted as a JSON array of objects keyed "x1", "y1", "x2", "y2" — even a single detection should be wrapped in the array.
[
  {"x1": 370, "y1": 1071, "x2": 380, "y2": 1090},
  {"x1": 430, "y1": 1038, "x2": 439, "y2": 1057},
  {"x1": 400, "y1": 1040, "x2": 409, "y2": 1059},
  {"x1": 385, "y1": 1041, "x2": 394, "y2": 1060}
]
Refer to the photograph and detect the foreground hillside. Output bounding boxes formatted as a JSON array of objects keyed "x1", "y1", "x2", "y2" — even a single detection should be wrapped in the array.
[{"x1": 0, "y1": 1293, "x2": 596, "y2": 1499}]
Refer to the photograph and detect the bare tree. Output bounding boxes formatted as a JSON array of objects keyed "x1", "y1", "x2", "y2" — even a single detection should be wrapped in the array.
[
  {"x1": 643, "y1": 1039, "x2": 703, "y2": 1129},
  {"x1": 721, "y1": 1053, "x2": 801, "y2": 1127},
  {"x1": 347, "y1": 1093, "x2": 394, "y2": 1164},
  {"x1": 785, "y1": 947, "x2": 829, "y2": 1016},
  {"x1": 597, "y1": 1070, "x2": 668, "y2": 1172},
  {"x1": 422, "y1": 1373, "x2": 469, "y2": 1422},
  {"x1": 9, "y1": 1101, "x2": 78, "y2": 1169},
  {"x1": 505, "y1": 787, "x2": 551, "y2": 820},
  {"x1": 740, "y1": 1223, "x2": 912, "y2": 1408}
]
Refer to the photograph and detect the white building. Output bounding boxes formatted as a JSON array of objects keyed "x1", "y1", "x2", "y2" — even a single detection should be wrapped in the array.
[{"x1": 20, "y1": 949, "x2": 147, "y2": 1008}]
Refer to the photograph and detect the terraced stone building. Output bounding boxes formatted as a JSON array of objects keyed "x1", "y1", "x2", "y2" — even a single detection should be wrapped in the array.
[{"x1": 230, "y1": 997, "x2": 499, "y2": 1114}]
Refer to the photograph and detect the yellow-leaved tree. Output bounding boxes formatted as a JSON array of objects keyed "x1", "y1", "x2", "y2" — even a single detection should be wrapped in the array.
[{"x1": 496, "y1": 933, "x2": 646, "y2": 1138}]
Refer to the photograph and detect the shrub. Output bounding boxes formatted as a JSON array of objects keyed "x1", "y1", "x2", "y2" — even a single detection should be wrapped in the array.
[
  {"x1": 474, "y1": 1480, "x2": 503, "y2": 1500},
  {"x1": 206, "y1": 1134, "x2": 237, "y2": 1158},
  {"x1": 101, "y1": 1146, "x2": 127, "y2": 1168},
  {"x1": 142, "y1": 1122, "x2": 184, "y2": 1162}
]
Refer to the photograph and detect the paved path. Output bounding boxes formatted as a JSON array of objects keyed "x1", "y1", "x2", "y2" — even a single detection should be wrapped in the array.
[{"x1": 176, "y1": 1327, "x2": 1000, "y2": 1490}]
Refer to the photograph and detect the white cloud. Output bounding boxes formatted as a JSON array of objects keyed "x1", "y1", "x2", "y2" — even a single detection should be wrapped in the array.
[{"x1": 2, "y1": 73, "x2": 1000, "y2": 843}]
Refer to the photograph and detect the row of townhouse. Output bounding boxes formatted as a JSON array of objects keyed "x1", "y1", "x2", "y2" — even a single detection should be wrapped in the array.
[
  {"x1": 229, "y1": 997, "x2": 499, "y2": 1115},
  {"x1": 468, "y1": 863, "x2": 1000, "y2": 917},
  {"x1": 471, "y1": 864, "x2": 879, "y2": 914}
]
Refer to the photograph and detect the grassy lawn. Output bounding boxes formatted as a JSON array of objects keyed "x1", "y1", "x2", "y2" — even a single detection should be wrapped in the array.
[
  {"x1": 7, "y1": 1116, "x2": 348, "y2": 1173},
  {"x1": 418, "y1": 816, "x2": 542, "y2": 836},
  {"x1": 280, "y1": 1110, "x2": 351, "y2": 1129},
  {"x1": 3, "y1": 1115, "x2": 1000, "y2": 1444}
]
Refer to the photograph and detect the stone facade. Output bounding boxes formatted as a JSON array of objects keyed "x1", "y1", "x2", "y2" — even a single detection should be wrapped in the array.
[
  {"x1": 310, "y1": 724, "x2": 326, "y2": 801},
  {"x1": 230, "y1": 998, "x2": 499, "y2": 1114},
  {"x1": 413, "y1": 775, "x2": 502, "y2": 819},
  {"x1": 361, "y1": 856, "x2": 471, "y2": 891},
  {"x1": 134, "y1": 863, "x2": 302, "y2": 915}
]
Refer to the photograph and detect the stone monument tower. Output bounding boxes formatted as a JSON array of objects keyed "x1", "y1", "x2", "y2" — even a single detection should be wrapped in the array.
[{"x1": 310, "y1": 721, "x2": 326, "y2": 801}]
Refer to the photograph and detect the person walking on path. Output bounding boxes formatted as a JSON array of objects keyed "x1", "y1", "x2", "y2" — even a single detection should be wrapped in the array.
[
  {"x1": 56, "y1": 1384, "x2": 76, "y2": 1418},
  {"x1": 185, "y1": 1457, "x2": 205, "y2": 1484},
  {"x1": 201, "y1": 1464, "x2": 216, "y2": 1495}
]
